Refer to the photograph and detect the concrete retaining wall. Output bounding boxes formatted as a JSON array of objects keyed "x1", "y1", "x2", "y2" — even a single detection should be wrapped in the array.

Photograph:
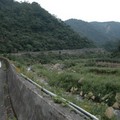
[{"x1": 0, "y1": 57, "x2": 82, "y2": 120}]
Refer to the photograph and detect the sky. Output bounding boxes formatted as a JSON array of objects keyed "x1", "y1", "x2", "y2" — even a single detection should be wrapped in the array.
[{"x1": 16, "y1": 0, "x2": 120, "y2": 22}]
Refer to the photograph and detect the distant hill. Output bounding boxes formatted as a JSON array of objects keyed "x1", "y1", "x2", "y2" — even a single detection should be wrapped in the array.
[
  {"x1": 0, "y1": 0, "x2": 94, "y2": 53},
  {"x1": 65, "y1": 19, "x2": 120, "y2": 49}
]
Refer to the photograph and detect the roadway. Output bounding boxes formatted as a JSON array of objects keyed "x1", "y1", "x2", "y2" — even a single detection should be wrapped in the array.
[
  {"x1": 0, "y1": 67, "x2": 6, "y2": 119},
  {"x1": 0, "y1": 61, "x2": 17, "y2": 120}
]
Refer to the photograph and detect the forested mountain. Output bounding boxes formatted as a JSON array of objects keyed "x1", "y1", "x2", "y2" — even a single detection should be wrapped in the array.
[
  {"x1": 65, "y1": 19, "x2": 120, "y2": 50},
  {"x1": 0, "y1": 0, "x2": 93, "y2": 53}
]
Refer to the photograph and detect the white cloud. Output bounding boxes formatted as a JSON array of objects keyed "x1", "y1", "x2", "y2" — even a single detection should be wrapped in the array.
[{"x1": 15, "y1": 0, "x2": 120, "y2": 22}]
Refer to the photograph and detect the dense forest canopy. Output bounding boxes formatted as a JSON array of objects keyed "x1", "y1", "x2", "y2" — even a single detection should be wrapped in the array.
[{"x1": 0, "y1": 0, "x2": 93, "y2": 53}]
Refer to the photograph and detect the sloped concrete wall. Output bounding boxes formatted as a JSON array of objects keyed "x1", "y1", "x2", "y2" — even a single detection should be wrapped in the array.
[{"x1": 0, "y1": 57, "x2": 82, "y2": 120}]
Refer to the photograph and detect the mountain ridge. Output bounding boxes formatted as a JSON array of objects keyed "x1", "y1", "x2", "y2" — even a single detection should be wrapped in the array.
[{"x1": 65, "y1": 19, "x2": 120, "y2": 48}]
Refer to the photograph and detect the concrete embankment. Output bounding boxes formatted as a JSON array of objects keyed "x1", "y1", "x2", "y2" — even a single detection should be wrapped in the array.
[{"x1": 0, "y1": 57, "x2": 85, "y2": 120}]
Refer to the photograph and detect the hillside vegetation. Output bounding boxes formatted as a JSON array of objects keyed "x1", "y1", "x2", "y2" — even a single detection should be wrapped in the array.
[
  {"x1": 65, "y1": 19, "x2": 120, "y2": 50},
  {"x1": 0, "y1": 0, "x2": 93, "y2": 53}
]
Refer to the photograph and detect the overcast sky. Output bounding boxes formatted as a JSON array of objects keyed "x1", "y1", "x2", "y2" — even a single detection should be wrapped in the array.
[{"x1": 16, "y1": 0, "x2": 120, "y2": 22}]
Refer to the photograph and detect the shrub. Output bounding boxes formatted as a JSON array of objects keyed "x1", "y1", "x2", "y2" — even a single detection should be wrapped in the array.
[{"x1": 52, "y1": 73, "x2": 79, "y2": 91}]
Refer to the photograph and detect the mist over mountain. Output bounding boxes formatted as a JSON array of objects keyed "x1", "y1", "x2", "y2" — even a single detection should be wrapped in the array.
[
  {"x1": 0, "y1": 0, "x2": 93, "y2": 53},
  {"x1": 65, "y1": 19, "x2": 120, "y2": 49}
]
